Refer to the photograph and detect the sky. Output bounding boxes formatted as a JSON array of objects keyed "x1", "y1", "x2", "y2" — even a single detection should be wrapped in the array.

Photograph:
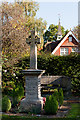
[
  {"x1": 36, "y1": 2, "x2": 78, "y2": 31},
  {"x1": 0, "y1": 0, "x2": 79, "y2": 31}
]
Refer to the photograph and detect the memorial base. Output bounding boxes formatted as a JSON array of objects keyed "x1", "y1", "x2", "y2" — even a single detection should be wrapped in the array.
[
  {"x1": 20, "y1": 98, "x2": 43, "y2": 113},
  {"x1": 20, "y1": 69, "x2": 45, "y2": 113}
]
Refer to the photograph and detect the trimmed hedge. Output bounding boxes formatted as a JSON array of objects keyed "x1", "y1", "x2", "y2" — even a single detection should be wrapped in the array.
[
  {"x1": 16, "y1": 54, "x2": 80, "y2": 93},
  {"x1": 2, "y1": 54, "x2": 80, "y2": 95},
  {"x1": 16, "y1": 54, "x2": 80, "y2": 77},
  {"x1": 37, "y1": 54, "x2": 80, "y2": 76}
]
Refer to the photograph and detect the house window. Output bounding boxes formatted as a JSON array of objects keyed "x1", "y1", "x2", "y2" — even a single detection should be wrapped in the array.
[
  {"x1": 60, "y1": 48, "x2": 68, "y2": 56},
  {"x1": 72, "y1": 47, "x2": 78, "y2": 52},
  {"x1": 69, "y1": 37, "x2": 72, "y2": 42}
]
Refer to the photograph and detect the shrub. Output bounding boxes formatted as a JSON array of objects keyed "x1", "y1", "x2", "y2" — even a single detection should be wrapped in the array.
[
  {"x1": 2, "y1": 96, "x2": 11, "y2": 112},
  {"x1": 53, "y1": 88, "x2": 59, "y2": 101},
  {"x1": 58, "y1": 88, "x2": 64, "y2": 106},
  {"x1": 51, "y1": 94, "x2": 58, "y2": 114},
  {"x1": 12, "y1": 85, "x2": 24, "y2": 107},
  {"x1": 2, "y1": 64, "x2": 24, "y2": 96},
  {"x1": 44, "y1": 95, "x2": 58, "y2": 114},
  {"x1": 44, "y1": 96, "x2": 50, "y2": 114}
]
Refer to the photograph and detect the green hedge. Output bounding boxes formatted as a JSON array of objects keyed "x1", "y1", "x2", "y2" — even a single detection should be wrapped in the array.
[
  {"x1": 2, "y1": 54, "x2": 80, "y2": 95},
  {"x1": 16, "y1": 54, "x2": 80, "y2": 77},
  {"x1": 37, "y1": 54, "x2": 80, "y2": 76},
  {"x1": 18, "y1": 54, "x2": 80, "y2": 94}
]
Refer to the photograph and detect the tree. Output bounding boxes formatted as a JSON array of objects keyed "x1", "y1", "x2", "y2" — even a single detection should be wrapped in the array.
[
  {"x1": 72, "y1": 26, "x2": 80, "y2": 54},
  {"x1": 43, "y1": 24, "x2": 68, "y2": 43},
  {"x1": 1, "y1": 1, "x2": 47, "y2": 66},
  {"x1": 35, "y1": 18, "x2": 47, "y2": 49},
  {"x1": 1, "y1": 2, "x2": 30, "y2": 66},
  {"x1": 72, "y1": 26, "x2": 78, "y2": 39}
]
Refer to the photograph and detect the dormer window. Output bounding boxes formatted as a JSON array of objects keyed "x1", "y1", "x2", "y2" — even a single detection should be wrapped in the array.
[{"x1": 69, "y1": 37, "x2": 72, "y2": 42}]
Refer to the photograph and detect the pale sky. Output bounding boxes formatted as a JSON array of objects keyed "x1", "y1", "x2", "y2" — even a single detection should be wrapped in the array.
[
  {"x1": 36, "y1": 2, "x2": 78, "y2": 31},
  {"x1": 0, "y1": 0, "x2": 80, "y2": 31}
]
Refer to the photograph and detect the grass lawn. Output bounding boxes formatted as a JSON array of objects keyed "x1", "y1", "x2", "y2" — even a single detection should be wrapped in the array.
[
  {"x1": 1, "y1": 115, "x2": 80, "y2": 120},
  {"x1": 1, "y1": 103, "x2": 80, "y2": 120},
  {"x1": 67, "y1": 103, "x2": 80, "y2": 118}
]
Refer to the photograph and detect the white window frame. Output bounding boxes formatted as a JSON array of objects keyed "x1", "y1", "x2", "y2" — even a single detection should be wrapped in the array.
[
  {"x1": 69, "y1": 37, "x2": 72, "y2": 42},
  {"x1": 60, "y1": 48, "x2": 69, "y2": 56},
  {"x1": 72, "y1": 47, "x2": 78, "y2": 52}
]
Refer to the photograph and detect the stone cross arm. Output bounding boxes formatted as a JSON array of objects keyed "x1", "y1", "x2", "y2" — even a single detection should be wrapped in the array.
[
  {"x1": 26, "y1": 30, "x2": 41, "y2": 69},
  {"x1": 26, "y1": 36, "x2": 41, "y2": 44}
]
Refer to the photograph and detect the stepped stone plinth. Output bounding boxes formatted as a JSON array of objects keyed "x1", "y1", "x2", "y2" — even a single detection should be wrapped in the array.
[{"x1": 20, "y1": 69, "x2": 45, "y2": 113}]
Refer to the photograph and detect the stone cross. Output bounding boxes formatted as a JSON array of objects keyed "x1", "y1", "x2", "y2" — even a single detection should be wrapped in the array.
[
  {"x1": 26, "y1": 29, "x2": 41, "y2": 69},
  {"x1": 21, "y1": 29, "x2": 45, "y2": 113}
]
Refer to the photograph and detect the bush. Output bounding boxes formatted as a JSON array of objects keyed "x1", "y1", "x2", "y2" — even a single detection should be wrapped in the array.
[
  {"x1": 2, "y1": 96, "x2": 11, "y2": 112},
  {"x1": 53, "y1": 88, "x2": 59, "y2": 101},
  {"x1": 58, "y1": 88, "x2": 64, "y2": 106},
  {"x1": 53, "y1": 88, "x2": 64, "y2": 107},
  {"x1": 12, "y1": 85, "x2": 24, "y2": 107},
  {"x1": 44, "y1": 96, "x2": 49, "y2": 114},
  {"x1": 51, "y1": 94, "x2": 58, "y2": 114},
  {"x1": 44, "y1": 95, "x2": 58, "y2": 115}
]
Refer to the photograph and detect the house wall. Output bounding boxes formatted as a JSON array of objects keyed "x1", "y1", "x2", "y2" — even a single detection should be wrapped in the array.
[
  {"x1": 54, "y1": 48, "x2": 60, "y2": 56},
  {"x1": 54, "y1": 35, "x2": 78, "y2": 56}
]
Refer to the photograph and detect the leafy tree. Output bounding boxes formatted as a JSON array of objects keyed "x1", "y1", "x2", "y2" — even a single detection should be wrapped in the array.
[
  {"x1": 72, "y1": 26, "x2": 80, "y2": 54},
  {"x1": 1, "y1": 2, "x2": 30, "y2": 66},
  {"x1": 72, "y1": 26, "x2": 78, "y2": 39},
  {"x1": 1, "y1": 1, "x2": 47, "y2": 66},
  {"x1": 43, "y1": 24, "x2": 68, "y2": 43},
  {"x1": 35, "y1": 18, "x2": 47, "y2": 50}
]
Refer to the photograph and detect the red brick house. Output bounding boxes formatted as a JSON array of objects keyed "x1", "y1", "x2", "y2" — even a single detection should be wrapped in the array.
[{"x1": 44, "y1": 19, "x2": 79, "y2": 56}]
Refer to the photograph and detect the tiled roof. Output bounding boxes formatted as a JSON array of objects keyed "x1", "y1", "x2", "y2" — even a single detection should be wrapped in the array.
[
  {"x1": 44, "y1": 30, "x2": 79, "y2": 54},
  {"x1": 44, "y1": 34, "x2": 66, "y2": 53},
  {"x1": 44, "y1": 40, "x2": 61, "y2": 53}
]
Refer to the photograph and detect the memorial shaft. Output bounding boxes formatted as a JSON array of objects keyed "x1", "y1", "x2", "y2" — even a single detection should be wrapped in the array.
[{"x1": 30, "y1": 41, "x2": 37, "y2": 69}]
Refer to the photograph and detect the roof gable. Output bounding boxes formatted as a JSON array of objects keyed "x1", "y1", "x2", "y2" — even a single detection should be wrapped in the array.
[
  {"x1": 52, "y1": 31, "x2": 79, "y2": 54},
  {"x1": 45, "y1": 40, "x2": 61, "y2": 53}
]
